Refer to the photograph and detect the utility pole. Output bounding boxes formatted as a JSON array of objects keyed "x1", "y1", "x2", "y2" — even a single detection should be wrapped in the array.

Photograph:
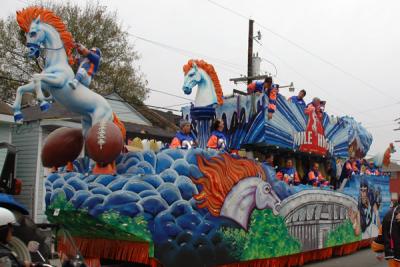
[{"x1": 247, "y1": 19, "x2": 254, "y2": 85}]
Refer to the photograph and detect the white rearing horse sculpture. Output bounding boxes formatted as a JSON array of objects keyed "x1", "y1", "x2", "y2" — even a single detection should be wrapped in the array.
[{"x1": 14, "y1": 7, "x2": 112, "y2": 138}]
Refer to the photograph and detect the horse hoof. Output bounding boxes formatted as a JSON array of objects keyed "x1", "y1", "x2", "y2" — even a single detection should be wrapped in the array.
[
  {"x1": 14, "y1": 112, "x2": 23, "y2": 122},
  {"x1": 40, "y1": 101, "x2": 51, "y2": 112}
]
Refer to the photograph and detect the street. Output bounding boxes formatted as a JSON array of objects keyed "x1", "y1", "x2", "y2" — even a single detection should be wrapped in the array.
[{"x1": 305, "y1": 248, "x2": 387, "y2": 267}]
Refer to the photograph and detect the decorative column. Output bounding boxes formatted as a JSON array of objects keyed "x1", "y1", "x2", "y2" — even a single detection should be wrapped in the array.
[{"x1": 190, "y1": 106, "x2": 216, "y2": 149}]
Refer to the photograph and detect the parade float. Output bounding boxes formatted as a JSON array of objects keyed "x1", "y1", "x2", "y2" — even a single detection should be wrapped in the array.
[{"x1": 11, "y1": 6, "x2": 394, "y2": 267}]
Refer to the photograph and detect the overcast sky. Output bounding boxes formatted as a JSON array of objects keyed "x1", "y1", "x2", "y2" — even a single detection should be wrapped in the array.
[{"x1": 3, "y1": 0, "x2": 400, "y2": 160}]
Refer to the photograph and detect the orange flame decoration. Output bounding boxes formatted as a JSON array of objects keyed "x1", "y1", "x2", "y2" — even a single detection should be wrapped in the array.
[
  {"x1": 192, "y1": 153, "x2": 266, "y2": 216},
  {"x1": 183, "y1": 59, "x2": 224, "y2": 105},
  {"x1": 16, "y1": 6, "x2": 75, "y2": 65}
]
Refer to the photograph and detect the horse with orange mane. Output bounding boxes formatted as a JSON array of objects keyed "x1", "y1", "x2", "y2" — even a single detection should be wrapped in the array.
[
  {"x1": 13, "y1": 7, "x2": 115, "y2": 139},
  {"x1": 182, "y1": 59, "x2": 224, "y2": 107},
  {"x1": 193, "y1": 153, "x2": 281, "y2": 230}
]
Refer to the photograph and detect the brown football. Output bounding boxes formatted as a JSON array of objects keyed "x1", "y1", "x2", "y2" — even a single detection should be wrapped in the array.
[
  {"x1": 42, "y1": 127, "x2": 83, "y2": 168},
  {"x1": 85, "y1": 121, "x2": 123, "y2": 164}
]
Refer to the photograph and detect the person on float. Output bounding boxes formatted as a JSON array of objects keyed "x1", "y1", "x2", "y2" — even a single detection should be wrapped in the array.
[
  {"x1": 339, "y1": 157, "x2": 357, "y2": 185},
  {"x1": 69, "y1": 43, "x2": 102, "y2": 89},
  {"x1": 265, "y1": 83, "x2": 279, "y2": 120},
  {"x1": 306, "y1": 97, "x2": 324, "y2": 121},
  {"x1": 366, "y1": 161, "x2": 380, "y2": 176},
  {"x1": 326, "y1": 159, "x2": 338, "y2": 189},
  {"x1": 0, "y1": 207, "x2": 32, "y2": 267},
  {"x1": 170, "y1": 120, "x2": 197, "y2": 149},
  {"x1": 247, "y1": 77, "x2": 279, "y2": 120},
  {"x1": 288, "y1": 89, "x2": 307, "y2": 109},
  {"x1": 371, "y1": 199, "x2": 400, "y2": 267},
  {"x1": 307, "y1": 162, "x2": 329, "y2": 187},
  {"x1": 207, "y1": 118, "x2": 227, "y2": 151},
  {"x1": 247, "y1": 76, "x2": 273, "y2": 95},
  {"x1": 352, "y1": 158, "x2": 361, "y2": 175},
  {"x1": 280, "y1": 159, "x2": 301, "y2": 185}
]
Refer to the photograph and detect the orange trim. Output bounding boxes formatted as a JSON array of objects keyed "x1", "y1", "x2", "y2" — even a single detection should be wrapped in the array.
[
  {"x1": 269, "y1": 90, "x2": 277, "y2": 100},
  {"x1": 218, "y1": 239, "x2": 372, "y2": 267},
  {"x1": 268, "y1": 104, "x2": 276, "y2": 110},
  {"x1": 112, "y1": 112, "x2": 126, "y2": 141},
  {"x1": 92, "y1": 162, "x2": 116, "y2": 175},
  {"x1": 247, "y1": 83, "x2": 256, "y2": 91},
  {"x1": 58, "y1": 237, "x2": 157, "y2": 266},
  {"x1": 371, "y1": 241, "x2": 384, "y2": 252},
  {"x1": 207, "y1": 135, "x2": 218, "y2": 149},
  {"x1": 87, "y1": 63, "x2": 95, "y2": 76},
  {"x1": 170, "y1": 137, "x2": 181, "y2": 148},
  {"x1": 66, "y1": 162, "x2": 74, "y2": 172},
  {"x1": 388, "y1": 259, "x2": 400, "y2": 267}
]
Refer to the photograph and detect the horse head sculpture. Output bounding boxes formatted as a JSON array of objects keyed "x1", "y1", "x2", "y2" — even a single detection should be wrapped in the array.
[
  {"x1": 193, "y1": 153, "x2": 281, "y2": 230},
  {"x1": 182, "y1": 59, "x2": 224, "y2": 107}
]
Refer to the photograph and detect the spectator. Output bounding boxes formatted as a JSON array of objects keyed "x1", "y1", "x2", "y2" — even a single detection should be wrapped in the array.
[
  {"x1": 280, "y1": 159, "x2": 301, "y2": 185},
  {"x1": 207, "y1": 118, "x2": 227, "y2": 151},
  {"x1": 371, "y1": 200, "x2": 400, "y2": 266},
  {"x1": 0, "y1": 208, "x2": 32, "y2": 267},
  {"x1": 170, "y1": 120, "x2": 197, "y2": 149},
  {"x1": 308, "y1": 162, "x2": 329, "y2": 187},
  {"x1": 288, "y1": 89, "x2": 307, "y2": 109}
]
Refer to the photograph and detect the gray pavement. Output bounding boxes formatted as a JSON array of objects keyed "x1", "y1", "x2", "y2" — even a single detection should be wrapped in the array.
[{"x1": 305, "y1": 248, "x2": 387, "y2": 267}]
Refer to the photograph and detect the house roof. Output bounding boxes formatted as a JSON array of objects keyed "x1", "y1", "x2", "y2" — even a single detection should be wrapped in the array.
[
  {"x1": 133, "y1": 105, "x2": 180, "y2": 131},
  {"x1": 21, "y1": 102, "x2": 80, "y2": 121},
  {"x1": 0, "y1": 101, "x2": 13, "y2": 116},
  {"x1": 16, "y1": 95, "x2": 179, "y2": 141}
]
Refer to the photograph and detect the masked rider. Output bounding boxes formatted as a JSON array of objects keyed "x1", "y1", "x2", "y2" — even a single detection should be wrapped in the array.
[{"x1": 68, "y1": 43, "x2": 101, "y2": 89}]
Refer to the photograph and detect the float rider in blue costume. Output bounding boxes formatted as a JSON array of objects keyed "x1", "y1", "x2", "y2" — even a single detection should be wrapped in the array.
[
  {"x1": 207, "y1": 118, "x2": 227, "y2": 151},
  {"x1": 69, "y1": 43, "x2": 101, "y2": 89},
  {"x1": 289, "y1": 89, "x2": 307, "y2": 109},
  {"x1": 170, "y1": 120, "x2": 197, "y2": 149}
]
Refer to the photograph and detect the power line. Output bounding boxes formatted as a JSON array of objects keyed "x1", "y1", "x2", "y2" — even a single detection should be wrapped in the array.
[
  {"x1": 104, "y1": 96, "x2": 182, "y2": 112},
  {"x1": 364, "y1": 122, "x2": 396, "y2": 129},
  {"x1": 262, "y1": 47, "x2": 350, "y2": 114},
  {"x1": 148, "y1": 88, "x2": 193, "y2": 101},
  {"x1": 128, "y1": 33, "x2": 245, "y2": 75},
  {"x1": 352, "y1": 101, "x2": 400, "y2": 115},
  {"x1": 260, "y1": 58, "x2": 278, "y2": 77},
  {"x1": 161, "y1": 102, "x2": 192, "y2": 108},
  {"x1": 205, "y1": 0, "x2": 397, "y2": 101}
]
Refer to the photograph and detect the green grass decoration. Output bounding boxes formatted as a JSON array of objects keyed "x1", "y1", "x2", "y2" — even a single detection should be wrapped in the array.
[
  {"x1": 221, "y1": 209, "x2": 301, "y2": 260},
  {"x1": 45, "y1": 194, "x2": 154, "y2": 257},
  {"x1": 325, "y1": 219, "x2": 361, "y2": 247}
]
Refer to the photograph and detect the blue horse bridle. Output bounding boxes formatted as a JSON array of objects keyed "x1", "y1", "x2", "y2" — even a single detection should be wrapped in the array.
[{"x1": 27, "y1": 42, "x2": 64, "y2": 58}]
